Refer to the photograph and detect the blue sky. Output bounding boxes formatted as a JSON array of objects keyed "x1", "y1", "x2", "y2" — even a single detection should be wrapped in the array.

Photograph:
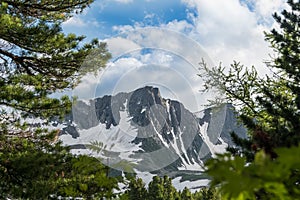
[
  {"x1": 63, "y1": 0, "x2": 197, "y2": 39},
  {"x1": 64, "y1": 0, "x2": 287, "y2": 112},
  {"x1": 97, "y1": 0, "x2": 192, "y2": 26}
]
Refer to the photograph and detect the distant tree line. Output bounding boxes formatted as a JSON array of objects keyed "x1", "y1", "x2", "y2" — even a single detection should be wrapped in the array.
[{"x1": 118, "y1": 175, "x2": 219, "y2": 200}]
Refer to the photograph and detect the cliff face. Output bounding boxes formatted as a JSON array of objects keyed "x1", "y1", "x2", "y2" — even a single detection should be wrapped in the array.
[{"x1": 59, "y1": 86, "x2": 247, "y2": 173}]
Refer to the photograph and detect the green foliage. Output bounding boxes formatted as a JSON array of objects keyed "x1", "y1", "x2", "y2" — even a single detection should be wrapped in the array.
[
  {"x1": 121, "y1": 175, "x2": 219, "y2": 200},
  {"x1": 128, "y1": 178, "x2": 148, "y2": 200},
  {"x1": 0, "y1": 0, "x2": 111, "y2": 120},
  {"x1": 181, "y1": 187, "x2": 193, "y2": 200},
  {"x1": 56, "y1": 155, "x2": 119, "y2": 199},
  {"x1": 163, "y1": 175, "x2": 179, "y2": 200},
  {"x1": 193, "y1": 187, "x2": 219, "y2": 200},
  {"x1": 0, "y1": 1, "x2": 115, "y2": 199},
  {"x1": 148, "y1": 176, "x2": 165, "y2": 200},
  {"x1": 0, "y1": 132, "x2": 67, "y2": 199},
  {"x1": 202, "y1": 0, "x2": 300, "y2": 199},
  {"x1": 201, "y1": 0, "x2": 300, "y2": 157},
  {"x1": 205, "y1": 146, "x2": 300, "y2": 199},
  {"x1": 0, "y1": 131, "x2": 120, "y2": 199}
]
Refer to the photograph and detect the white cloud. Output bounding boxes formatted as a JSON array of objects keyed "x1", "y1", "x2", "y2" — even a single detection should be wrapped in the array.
[
  {"x1": 104, "y1": 37, "x2": 141, "y2": 58},
  {"x1": 178, "y1": 0, "x2": 287, "y2": 76},
  {"x1": 72, "y1": 57, "x2": 143, "y2": 100},
  {"x1": 72, "y1": 71, "x2": 104, "y2": 100},
  {"x1": 140, "y1": 51, "x2": 173, "y2": 66},
  {"x1": 113, "y1": 23, "x2": 134, "y2": 33},
  {"x1": 160, "y1": 20, "x2": 195, "y2": 35},
  {"x1": 108, "y1": 57, "x2": 144, "y2": 74},
  {"x1": 63, "y1": 16, "x2": 87, "y2": 27},
  {"x1": 251, "y1": 0, "x2": 286, "y2": 23},
  {"x1": 63, "y1": 16, "x2": 100, "y2": 28}
]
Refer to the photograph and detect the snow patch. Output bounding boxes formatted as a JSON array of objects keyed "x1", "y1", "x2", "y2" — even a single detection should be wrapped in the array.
[
  {"x1": 193, "y1": 110, "x2": 205, "y2": 119},
  {"x1": 60, "y1": 109, "x2": 142, "y2": 165},
  {"x1": 172, "y1": 177, "x2": 210, "y2": 192},
  {"x1": 80, "y1": 99, "x2": 91, "y2": 106},
  {"x1": 140, "y1": 108, "x2": 146, "y2": 113},
  {"x1": 199, "y1": 122, "x2": 228, "y2": 156}
]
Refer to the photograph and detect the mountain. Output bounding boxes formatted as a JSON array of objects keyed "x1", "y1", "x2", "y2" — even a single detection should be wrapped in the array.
[{"x1": 58, "y1": 86, "x2": 247, "y2": 182}]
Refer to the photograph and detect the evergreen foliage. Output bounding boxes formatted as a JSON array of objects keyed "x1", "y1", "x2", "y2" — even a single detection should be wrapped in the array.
[
  {"x1": 0, "y1": 0, "x2": 115, "y2": 198},
  {"x1": 201, "y1": 0, "x2": 300, "y2": 199},
  {"x1": 201, "y1": 0, "x2": 300, "y2": 159},
  {"x1": 180, "y1": 187, "x2": 193, "y2": 200},
  {"x1": 128, "y1": 178, "x2": 148, "y2": 200},
  {"x1": 0, "y1": 132, "x2": 120, "y2": 199},
  {"x1": 0, "y1": 0, "x2": 111, "y2": 120},
  {"x1": 55, "y1": 155, "x2": 119, "y2": 199},
  {"x1": 206, "y1": 147, "x2": 300, "y2": 199},
  {"x1": 119, "y1": 175, "x2": 220, "y2": 200}
]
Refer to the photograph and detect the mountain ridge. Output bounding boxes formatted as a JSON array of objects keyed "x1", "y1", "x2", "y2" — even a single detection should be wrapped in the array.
[{"x1": 59, "y1": 86, "x2": 247, "y2": 175}]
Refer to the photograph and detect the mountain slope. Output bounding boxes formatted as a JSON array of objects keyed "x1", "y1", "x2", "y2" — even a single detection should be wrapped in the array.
[{"x1": 59, "y1": 86, "x2": 247, "y2": 175}]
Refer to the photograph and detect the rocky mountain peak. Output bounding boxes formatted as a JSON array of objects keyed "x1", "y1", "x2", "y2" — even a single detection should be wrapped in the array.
[{"x1": 60, "y1": 86, "x2": 247, "y2": 175}]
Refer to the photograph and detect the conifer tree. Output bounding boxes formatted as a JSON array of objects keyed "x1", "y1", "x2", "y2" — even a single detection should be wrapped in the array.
[
  {"x1": 202, "y1": 0, "x2": 300, "y2": 199},
  {"x1": 181, "y1": 187, "x2": 193, "y2": 200},
  {"x1": 0, "y1": 0, "x2": 110, "y2": 121},
  {"x1": 162, "y1": 175, "x2": 179, "y2": 200},
  {"x1": 201, "y1": 0, "x2": 300, "y2": 159},
  {"x1": 0, "y1": 0, "x2": 114, "y2": 198},
  {"x1": 148, "y1": 176, "x2": 165, "y2": 200},
  {"x1": 128, "y1": 178, "x2": 147, "y2": 200}
]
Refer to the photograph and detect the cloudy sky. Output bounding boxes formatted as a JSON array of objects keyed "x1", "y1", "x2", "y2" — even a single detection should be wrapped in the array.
[{"x1": 63, "y1": 0, "x2": 287, "y2": 112}]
